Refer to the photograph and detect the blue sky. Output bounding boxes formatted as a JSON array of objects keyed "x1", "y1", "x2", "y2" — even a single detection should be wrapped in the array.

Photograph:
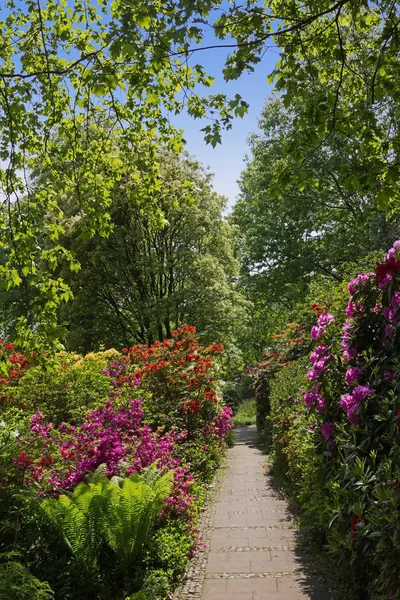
[{"x1": 170, "y1": 45, "x2": 279, "y2": 209}]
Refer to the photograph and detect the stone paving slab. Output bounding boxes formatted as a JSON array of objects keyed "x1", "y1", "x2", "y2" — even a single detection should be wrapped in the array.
[
  {"x1": 173, "y1": 426, "x2": 331, "y2": 600},
  {"x1": 200, "y1": 426, "x2": 332, "y2": 600}
]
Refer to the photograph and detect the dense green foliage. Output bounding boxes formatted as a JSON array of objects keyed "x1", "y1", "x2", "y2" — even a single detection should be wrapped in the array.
[
  {"x1": 233, "y1": 97, "x2": 399, "y2": 308},
  {"x1": 56, "y1": 150, "x2": 247, "y2": 356},
  {"x1": 0, "y1": 329, "x2": 232, "y2": 599},
  {"x1": 250, "y1": 246, "x2": 400, "y2": 599},
  {"x1": 231, "y1": 398, "x2": 257, "y2": 427},
  {"x1": 1, "y1": 1, "x2": 400, "y2": 598}
]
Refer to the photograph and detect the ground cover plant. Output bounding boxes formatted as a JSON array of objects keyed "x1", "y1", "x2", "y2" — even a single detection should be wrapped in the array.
[
  {"x1": 251, "y1": 243, "x2": 400, "y2": 599},
  {"x1": 0, "y1": 327, "x2": 232, "y2": 599}
]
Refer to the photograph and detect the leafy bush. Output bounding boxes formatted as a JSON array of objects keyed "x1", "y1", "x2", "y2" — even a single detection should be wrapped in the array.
[
  {"x1": 0, "y1": 553, "x2": 54, "y2": 600},
  {"x1": 260, "y1": 243, "x2": 400, "y2": 599},
  {"x1": 124, "y1": 326, "x2": 224, "y2": 436},
  {"x1": 4, "y1": 351, "x2": 118, "y2": 424}
]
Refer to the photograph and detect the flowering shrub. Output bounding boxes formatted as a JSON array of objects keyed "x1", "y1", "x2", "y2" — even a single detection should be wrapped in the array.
[
  {"x1": 263, "y1": 242, "x2": 400, "y2": 598},
  {"x1": 0, "y1": 326, "x2": 232, "y2": 599},
  {"x1": 248, "y1": 322, "x2": 309, "y2": 429},
  {"x1": 3, "y1": 350, "x2": 119, "y2": 423},
  {"x1": 120, "y1": 326, "x2": 227, "y2": 438}
]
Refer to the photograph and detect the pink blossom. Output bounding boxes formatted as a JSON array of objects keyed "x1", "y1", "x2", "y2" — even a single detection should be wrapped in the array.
[
  {"x1": 310, "y1": 344, "x2": 329, "y2": 363},
  {"x1": 317, "y1": 312, "x2": 335, "y2": 327},
  {"x1": 321, "y1": 422, "x2": 335, "y2": 440},
  {"x1": 345, "y1": 367, "x2": 361, "y2": 386},
  {"x1": 352, "y1": 385, "x2": 373, "y2": 404},
  {"x1": 348, "y1": 273, "x2": 375, "y2": 295},
  {"x1": 303, "y1": 391, "x2": 325, "y2": 412},
  {"x1": 311, "y1": 325, "x2": 324, "y2": 340},
  {"x1": 346, "y1": 300, "x2": 356, "y2": 317}
]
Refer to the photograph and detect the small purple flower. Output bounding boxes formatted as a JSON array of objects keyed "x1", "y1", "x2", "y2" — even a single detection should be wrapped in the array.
[
  {"x1": 346, "y1": 299, "x2": 356, "y2": 318},
  {"x1": 311, "y1": 325, "x2": 324, "y2": 340},
  {"x1": 340, "y1": 394, "x2": 354, "y2": 411},
  {"x1": 348, "y1": 273, "x2": 375, "y2": 295},
  {"x1": 303, "y1": 390, "x2": 325, "y2": 412},
  {"x1": 387, "y1": 240, "x2": 400, "y2": 259},
  {"x1": 352, "y1": 385, "x2": 373, "y2": 404},
  {"x1": 310, "y1": 344, "x2": 329, "y2": 363}
]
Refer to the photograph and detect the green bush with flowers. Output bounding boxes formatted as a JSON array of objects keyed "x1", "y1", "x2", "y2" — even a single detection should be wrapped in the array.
[
  {"x1": 252, "y1": 242, "x2": 400, "y2": 599},
  {"x1": 0, "y1": 326, "x2": 232, "y2": 599}
]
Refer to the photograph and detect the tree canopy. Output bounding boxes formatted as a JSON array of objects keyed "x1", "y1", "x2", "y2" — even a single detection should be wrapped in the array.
[
  {"x1": 51, "y1": 149, "x2": 248, "y2": 360},
  {"x1": 1, "y1": 0, "x2": 399, "y2": 349}
]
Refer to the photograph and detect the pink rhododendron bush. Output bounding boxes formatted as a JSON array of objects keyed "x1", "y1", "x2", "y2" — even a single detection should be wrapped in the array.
[
  {"x1": 254, "y1": 243, "x2": 400, "y2": 599},
  {"x1": 0, "y1": 327, "x2": 232, "y2": 600}
]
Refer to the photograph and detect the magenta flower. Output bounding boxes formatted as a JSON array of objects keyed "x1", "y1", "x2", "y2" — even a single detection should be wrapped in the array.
[
  {"x1": 345, "y1": 367, "x2": 361, "y2": 386},
  {"x1": 387, "y1": 240, "x2": 400, "y2": 259},
  {"x1": 310, "y1": 344, "x2": 329, "y2": 363},
  {"x1": 317, "y1": 312, "x2": 335, "y2": 327},
  {"x1": 348, "y1": 273, "x2": 375, "y2": 295},
  {"x1": 321, "y1": 422, "x2": 335, "y2": 440},
  {"x1": 346, "y1": 300, "x2": 356, "y2": 318},
  {"x1": 311, "y1": 325, "x2": 324, "y2": 340},
  {"x1": 303, "y1": 391, "x2": 325, "y2": 412},
  {"x1": 352, "y1": 385, "x2": 373, "y2": 404}
]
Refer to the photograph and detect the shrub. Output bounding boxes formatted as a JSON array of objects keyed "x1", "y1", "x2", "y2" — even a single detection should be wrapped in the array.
[
  {"x1": 263, "y1": 242, "x2": 400, "y2": 598},
  {"x1": 4, "y1": 351, "x2": 117, "y2": 424},
  {"x1": 0, "y1": 326, "x2": 233, "y2": 600},
  {"x1": 123, "y1": 326, "x2": 224, "y2": 437}
]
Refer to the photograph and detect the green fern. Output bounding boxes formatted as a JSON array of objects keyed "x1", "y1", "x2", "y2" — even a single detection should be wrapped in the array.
[
  {"x1": 41, "y1": 465, "x2": 173, "y2": 577},
  {"x1": 103, "y1": 467, "x2": 174, "y2": 570}
]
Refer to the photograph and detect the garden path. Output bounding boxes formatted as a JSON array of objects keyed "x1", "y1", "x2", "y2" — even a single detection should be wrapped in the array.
[{"x1": 199, "y1": 426, "x2": 332, "y2": 600}]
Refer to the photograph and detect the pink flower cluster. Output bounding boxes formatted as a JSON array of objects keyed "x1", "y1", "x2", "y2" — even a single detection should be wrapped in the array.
[
  {"x1": 303, "y1": 343, "x2": 332, "y2": 412},
  {"x1": 311, "y1": 312, "x2": 335, "y2": 340},
  {"x1": 303, "y1": 390, "x2": 325, "y2": 412},
  {"x1": 213, "y1": 406, "x2": 233, "y2": 437},
  {"x1": 307, "y1": 344, "x2": 331, "y2": 382},
  {"x1": 340, "y1": 320, "x2": 357, "y2": 362},
  {"x1": 19, "y1": 402, "x2": 195, "y2": 515},
  {"x1": 340, "y1": 386, "x2": 373, "y2": 424}
]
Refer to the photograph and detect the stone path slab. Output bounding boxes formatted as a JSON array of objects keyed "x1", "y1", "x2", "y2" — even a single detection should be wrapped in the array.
[{"x1": 201, "y1": 426, "x2": 331, "y2": 600}]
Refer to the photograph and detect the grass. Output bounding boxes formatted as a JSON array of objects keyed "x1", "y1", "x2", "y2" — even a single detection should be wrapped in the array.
[{"x1": 232, "y1": 398, "x2": 257, "y2": 427}]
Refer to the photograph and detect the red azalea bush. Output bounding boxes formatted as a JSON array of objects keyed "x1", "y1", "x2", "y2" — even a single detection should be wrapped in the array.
[
  {"x1": 121, "y1": 326, "x2": 227, "y2": 437},
  {"x1": 262, "y1": 242, "x2": 400, "y2": 599}
]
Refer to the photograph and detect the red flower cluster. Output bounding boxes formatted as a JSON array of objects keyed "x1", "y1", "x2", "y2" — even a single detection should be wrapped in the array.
[{"x1": 123, "y1": 326, "x2": 225, "y2": 435}]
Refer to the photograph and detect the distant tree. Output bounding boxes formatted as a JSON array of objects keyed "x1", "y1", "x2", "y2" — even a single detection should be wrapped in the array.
[
  {"x1": 56, "y1": 150, "x2": 248, "y2": 357},
  {"x1": 232, "y1": 97, "x2": 400, "y2": 309}
]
